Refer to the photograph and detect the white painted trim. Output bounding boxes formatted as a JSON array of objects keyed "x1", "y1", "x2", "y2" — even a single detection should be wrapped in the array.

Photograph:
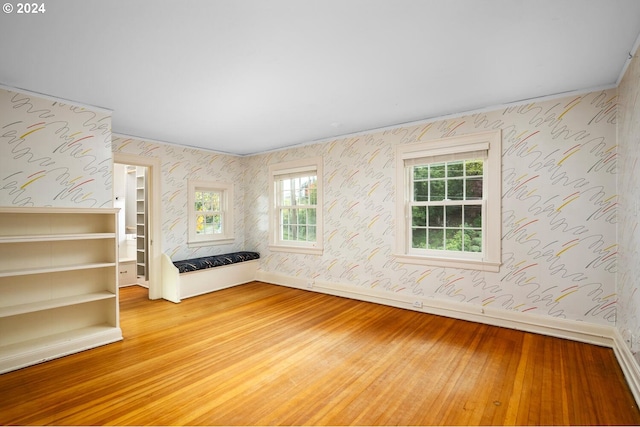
[
  {"x1": 395, "y1": 130, "x2": 501, "y2": 272},
  {"x1": 113, "y1": 153, "x2": 163, "y2": 300},
  {"x1": 187, "y1": 179, "x2": 235, "y2": 245},
  {"x1": 255, "y1": 269, "x2": 640, "y2": 405},
  {"x1": 268, "y1": 156, "x2": 324, "y2": 254},
  {"x1": 612, "y1": 329, "x2": 640, "y2": 405}
]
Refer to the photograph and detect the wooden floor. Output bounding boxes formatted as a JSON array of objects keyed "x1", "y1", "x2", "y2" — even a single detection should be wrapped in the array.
[{"x1": 1, "y1": 281, "x2": 640, "y2": 426}]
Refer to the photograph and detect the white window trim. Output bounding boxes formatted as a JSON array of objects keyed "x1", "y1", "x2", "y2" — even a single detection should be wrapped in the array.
[
  {"x1": 268, "y1": 157, "x2": 323, "y2": 255},
  {"x1": 187, "y1": 180, "x2": 235, "y2": 247},
  {"x1": 394, "y1": 130, "x2": 501, "y2": 272}
]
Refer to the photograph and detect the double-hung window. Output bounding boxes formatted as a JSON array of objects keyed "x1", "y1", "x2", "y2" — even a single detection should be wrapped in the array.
[
  {"x1": 187, "y1": 180, "x2": 234, "y2": 246},
  {"x1": 269, "y1": 157, "x2": 323, "y2": 255},
  {"x1": 395, "y1": 130, "x2": 501, "y2": 272}
]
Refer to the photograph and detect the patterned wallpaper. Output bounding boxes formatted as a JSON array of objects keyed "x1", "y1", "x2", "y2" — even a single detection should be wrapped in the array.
[
  {"x1": 0, "y1": 83, "x2": 629, "y2": 330},
  {"x1": 245, "y1": 89, "x2": 619, "y2": 326},
  {"x1": 111, "y1": 136, "x2": 246, "y2": 261},
  {"x1": 617, "y1": 51, "x2": 640, "y2": 359},
  {"x1": 0, "y1": 88, "x2": 113, "y2": 207}
]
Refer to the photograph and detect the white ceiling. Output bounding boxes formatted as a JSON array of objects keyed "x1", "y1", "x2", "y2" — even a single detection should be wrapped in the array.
[{"x1": 1, "y1": 0, "x2": 640, "y2": 155}]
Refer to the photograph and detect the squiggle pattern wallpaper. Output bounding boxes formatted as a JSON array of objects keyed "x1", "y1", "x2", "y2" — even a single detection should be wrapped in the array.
[
  {"x1": 617, "y1": 52, "x2": 640, "y2": 360},
  {"x1": 1, "y1": 61, "x2": 639, "y2": 360},
  {"x1": 0, "y1": 89, "x2": 113, "y2": 207},
  {"x1": 245, "y1": 89, "x2": 619, "y2": 327},
  {"x1": 111, "y1": 137, "x2": 246, "y2": 261}
]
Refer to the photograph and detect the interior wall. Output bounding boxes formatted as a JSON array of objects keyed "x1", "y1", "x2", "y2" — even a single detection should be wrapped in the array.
[
  {"x1": 111, "y1": 135, "x2": 246, "y2": 261},
  {"x1": 617, "y1": 49, "x2": 640, "y2": 360},
  {"x1": 0, "y1": 87, "x2": 113, "y2": 207},
  {"x1": 245, "y1": 89, "x2": 619, "y2": 326},
  {"x1": 0, "y1": 84, "x2": 624, "y2": 329}
]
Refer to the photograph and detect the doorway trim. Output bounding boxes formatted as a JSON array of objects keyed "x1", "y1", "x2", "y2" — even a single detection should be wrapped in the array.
[{"x1": 113, "y1": 152, "x2": 163, "y2": 300}]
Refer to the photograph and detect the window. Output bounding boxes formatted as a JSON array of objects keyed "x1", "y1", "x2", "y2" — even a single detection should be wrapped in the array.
[
  {"x1": 269, "y1": 157, "x2": 323, "y2": 255},
  {"x1": 395, "y1": 130, "x2": 501, "y2": 272},
  {"x1": 188, "y1": 180, "x2": 234, "y2": 246}
]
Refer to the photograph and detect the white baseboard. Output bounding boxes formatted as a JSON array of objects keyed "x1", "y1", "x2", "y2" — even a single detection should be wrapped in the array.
[
  {"x1": 612, "y1": 329, "x2": 640, "y2": 405},
  {"x1": 256, "y1": 269, "x2": 640, "y2": 405}
]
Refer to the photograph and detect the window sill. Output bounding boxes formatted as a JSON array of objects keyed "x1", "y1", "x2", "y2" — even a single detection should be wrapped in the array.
[
  {"x1": 394, "y1": 254, "x2": 501, "y2": 272},
  {"x1": 188, "y1": 237, "x2": 235, "y2": 248},
  {"x1": 269, "y1": 244, "x2": 323, "y2": 256}
]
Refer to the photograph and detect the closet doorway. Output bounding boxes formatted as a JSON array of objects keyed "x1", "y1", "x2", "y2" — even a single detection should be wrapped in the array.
[
  {"x1": 114, "y1": 163, "x2": 149, "y2": 288},
  {"x1": 113, "y1": 153, "x2": 162, "y2": 300}
]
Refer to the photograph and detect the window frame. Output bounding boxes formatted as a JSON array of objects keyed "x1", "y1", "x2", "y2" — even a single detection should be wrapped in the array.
[
  {"x1": 395, "y1": 130, "x2": 501, "y2": 272},
  {"x1": 187, "y1": 180, "x2": 234, "y2": 247},
  {"x1": 268, "y1": 157, "x2": 323, "y2": 255}
]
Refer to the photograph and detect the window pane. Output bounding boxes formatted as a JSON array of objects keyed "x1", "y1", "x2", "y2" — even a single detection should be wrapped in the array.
[
  {"x1": 196, "y1": 215, "x2": 205, "y2": 234},
  {"x1": 282, "y1": 224, "x2": 292, "y2": 240},
  {"x1": 428, "y1": 206, "x2": 444, "y2": 227},
  {"x1": 464, "y1": 205, "x2": 482, "y2": 227},
  {"x1": 412, "y1": 206, "x2": 426, "y2": 227},
  {"x1": 445, "y1": 229, "x2": 461, "y2": 251},
  {"x1": 430, "y1": 163, "x2": 445, "y2": 179},
  {"x1": 466, "y1": 160, "x2": 483, "y2": 176},
  {"x1": 281, "y1": 186, "x2": 292, "y2": 206},
  {"x1": 308, "y1": 225, "x2": 316, "y2": 241},
  {"x1": 308, "y1": 186, "x2": 317, "y2": 205},
  {"x1": 446, "y1": 206, "x2": 462, "y2": 227},
  {"x1": 465, "y1": 229, "x2": 482, "y2": 252},
  {"x1": 447, "y1": 161, "x2": 464, "y2": 177},
  {"x1": 297, "y1": 226, "x2": 307, "y2": 240},
  {"x1": 414, "y1": 182, "x2": 429, "y2": 201},
  {"x1": 213, "y1": 214, "x2": 222, "y2": 234},
  {"x1": 447, "y1": 179, "x2": 464, "y2": 200},
  {"x1": 279, "y1": 176, "x2": 318, "y2": 207},
  {"x1": 275, "y1": 173, "x2": 319, "y2": 244},
  {"x1": 204, "y1": 197, "x2": 212, "y2": 211},
  {"x1": 430, "y1": 180, "x2": 445, "y2": 201},
  {"x1": 466, "y1": 177, "x2": 483, "y2": 199},
  {"x1": 292, "y1": 179, "x2": 302, "y2": 205},
  {"x1": 412, "y1": 228, "x2": 427, "y2": 249},
  {"x1": 414, "y1": 166, "x2": 429, "y2": 179},
  {"x1": 290, "y1": 209, "x2": 299, "y2": 227},
  {"x1": 195, "y1": 192, "x2": 203, "y2": 211},
  {"x1": 211, "y1": 193, "x2": 221, "y2": 211},
  {"x1": 205, "y1": 215, "x2": 214, "y2": 234},
  {"x1": 428, "y1": 229, "x2": 444, "y2": 250}
]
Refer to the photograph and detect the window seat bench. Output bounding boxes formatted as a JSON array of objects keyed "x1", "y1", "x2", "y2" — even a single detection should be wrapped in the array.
[{"x1": 161, "y1": 251, "x2": 260, "y2": 303}]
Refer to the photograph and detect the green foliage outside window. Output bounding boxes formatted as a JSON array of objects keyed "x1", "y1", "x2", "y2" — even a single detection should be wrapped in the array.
[
  {"x1": 279, "y1": 176, "x2": 317, "y2": 242},
  {"x1": 411, "y1": 160, "x2": 483, "y2": 253},
  {"x1": 195, "y1": 190, "x2": 223, "y2": 235}
]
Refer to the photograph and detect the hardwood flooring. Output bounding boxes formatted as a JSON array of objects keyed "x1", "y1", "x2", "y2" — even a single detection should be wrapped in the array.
[{"x1": 1, "y1": 281, "x2": 639, "y2": 425}]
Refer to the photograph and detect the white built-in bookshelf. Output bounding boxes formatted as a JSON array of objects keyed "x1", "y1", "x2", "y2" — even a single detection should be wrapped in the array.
[{"x1": 0, "y1": 207, "x2": 123, "y2": 373}]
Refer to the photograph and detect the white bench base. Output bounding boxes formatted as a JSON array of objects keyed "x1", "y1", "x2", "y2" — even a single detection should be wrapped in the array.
[{"x1": 161, "y1": 253, "x2": 258, "y2": 303}]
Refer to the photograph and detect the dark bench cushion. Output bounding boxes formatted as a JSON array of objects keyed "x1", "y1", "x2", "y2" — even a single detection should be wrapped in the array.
[{"x1": 173, "y1": 251, "x2": 260, "y2": 274}]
